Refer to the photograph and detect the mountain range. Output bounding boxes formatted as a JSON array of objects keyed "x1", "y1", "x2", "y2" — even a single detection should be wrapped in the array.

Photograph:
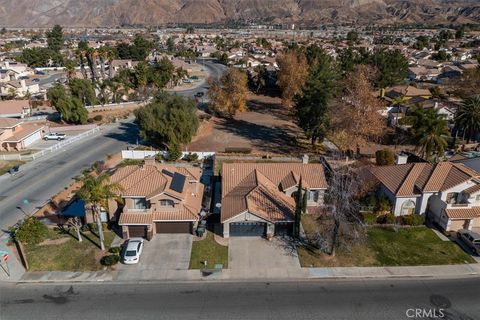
[{"x1": 0, "y1": 0, "x2": 479, "y2": 27}]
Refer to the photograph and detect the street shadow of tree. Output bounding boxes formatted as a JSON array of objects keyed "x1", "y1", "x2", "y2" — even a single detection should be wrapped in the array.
[{"x1": 103, "y1": 121, "x2": 139, "y2": 144}]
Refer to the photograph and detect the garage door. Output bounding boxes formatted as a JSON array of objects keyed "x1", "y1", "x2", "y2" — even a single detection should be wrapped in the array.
[
  {"x1": 23, "y1": 131, "x2": 42, "y2": 147},
  {"x1": 274, "y1": 222, "x2": 294, "y2": 236},
  {"x1": 448, "y1": 219, "x2": 468, "y2": 231},
  {"x1": 128, "y1": 226, "x2": 147, "y2": 238},
  {"x1": 156, "y1": 222, "x2": 192, "y2": 234},
  {"x1": 230, "y1": 222, "x2": 266, "y2": 237}
]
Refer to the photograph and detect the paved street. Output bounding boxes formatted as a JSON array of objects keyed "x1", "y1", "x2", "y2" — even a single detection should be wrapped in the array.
[
  {"x1": 0, "y1": 120, "x2": 138, "y2": 233},
  {"x1": 1, "y1": 278, "x2": 479, "y2": 320}
]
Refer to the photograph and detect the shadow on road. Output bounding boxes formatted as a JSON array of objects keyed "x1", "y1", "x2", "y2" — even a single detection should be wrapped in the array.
[{"x1": 104, "y1": 122, "x2": 139, "y2": 144}]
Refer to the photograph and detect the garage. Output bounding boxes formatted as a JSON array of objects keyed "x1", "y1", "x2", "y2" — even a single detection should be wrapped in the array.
[
  {"x1": 23, "y1": 130, "x2": 42, "y2": 147},
  {"x1": 128, "y1": 226, "x2": 147, "y2": 238},
  {"x1": 448, "y1": 219, "x2": 470, "y2": 231},
  {"x1": 155, "y1": 222, "x2": 192, "y2": 234},
  {"x1": 230, "y1": 222, "x2": 266, "y2": 237},
  {"x1": 274, "y1": 222, "x2": 294, "y2": 236}
]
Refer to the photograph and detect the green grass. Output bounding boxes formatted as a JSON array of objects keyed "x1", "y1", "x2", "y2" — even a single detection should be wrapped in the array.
[
  {"x1": 0, "y1": 160, "x2": 25, "y2": 176},
  {"x1": 189, "y1": 231, "x2": 228, "y2": 269},
  {"x1": 298, "y1": 223, "x2": 475, "y2": 267},
  {"x1": 367, "y1": 226, "x2": 475, "y2": 266},
  {"x1": 26, "y1": 230, "x2": 116, "y2": 272}
]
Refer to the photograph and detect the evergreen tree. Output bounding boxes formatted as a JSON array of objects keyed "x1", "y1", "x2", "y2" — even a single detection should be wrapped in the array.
[
  {"x1": 294, "y1": 50, "x2": 338, "y2": 145},
  {"x1": 46, "y1": 25, "x2": 64, "y2": 52}
]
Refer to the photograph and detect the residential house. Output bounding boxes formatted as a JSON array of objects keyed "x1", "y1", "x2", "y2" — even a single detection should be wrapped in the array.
[
  {"x1": 108, "y1": 158, "x2": 204, "y2": 239},
  {"x1": 0, "y1": 117, "x2": 43, "y2": 151},
  {"x1": 0, "y1": 79, "x2": 40, "y2": 98},
  {"x1": 0, "y1": 61, "x2": 33, "y2": 81},
  {"x1": 109, "y1": 59, "x2": 139, "y2": 77},
  {"x1": 370, "y1": 162, "x2": 480, "y2": 232},
  {"x1": 221, "y1": 161, "x2": 328, "y2": 238},
  {"x1": 0, "y1": 99, "x2": 31, "y2": 118}
]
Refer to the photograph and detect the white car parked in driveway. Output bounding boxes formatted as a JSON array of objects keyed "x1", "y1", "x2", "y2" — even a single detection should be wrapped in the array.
[
  {"x1": 122, "y1": 238, "x2": 144, "y2": 264},
  {"x1": 44, "y1": 132, "x2": 66, "y2": 141}
]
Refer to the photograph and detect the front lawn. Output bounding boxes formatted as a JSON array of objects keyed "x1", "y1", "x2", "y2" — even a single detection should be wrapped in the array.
[
  {"x1": 189, "y1": 231, "x2": 228, "y2": 269},
  {"x1": 26, "y1": 229, "x2": 116, "y2": 272},
  {"x1": 367, "y1": 226, "x2": 474, "y2": 266},
  {"x1": 299, "y1": 218, "x2": 474, "y2": 267}
]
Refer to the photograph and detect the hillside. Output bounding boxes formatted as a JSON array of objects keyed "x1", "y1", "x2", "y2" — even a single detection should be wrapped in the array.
[{"x1": 0, "y1": 0, "x2": 479, "y2": 27}]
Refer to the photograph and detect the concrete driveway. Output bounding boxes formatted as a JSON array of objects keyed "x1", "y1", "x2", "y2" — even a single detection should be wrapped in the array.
[
  {"x1": 228, "y1": 237, "x2": 301, "y2": 270},
  {"x1": 117, "y1": 234, "x2": 193, "y2": 280}
]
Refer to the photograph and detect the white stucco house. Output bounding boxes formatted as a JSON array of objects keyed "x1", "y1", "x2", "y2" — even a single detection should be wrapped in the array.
[{"x1": 371, "y1": 162, "x2": 480, "y2": 232}]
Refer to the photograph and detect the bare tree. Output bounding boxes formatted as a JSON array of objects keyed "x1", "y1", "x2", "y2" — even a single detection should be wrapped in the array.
[{"x1": 67, "y1": 217, "x2": 83, "y2": 242}]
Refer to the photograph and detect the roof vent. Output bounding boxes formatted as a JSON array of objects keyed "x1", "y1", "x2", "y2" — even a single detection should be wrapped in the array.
[{"x1": 302, "y1": 154, "x2": 309, "y2": 164}]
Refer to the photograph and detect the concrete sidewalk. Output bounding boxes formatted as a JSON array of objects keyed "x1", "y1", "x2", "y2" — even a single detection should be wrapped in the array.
[{"x1": 15, "y1": 263, "x2": 480, "y2": 283}]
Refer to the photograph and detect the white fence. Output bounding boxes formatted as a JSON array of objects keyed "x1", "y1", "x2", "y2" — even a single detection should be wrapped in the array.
[
  {"x1": 121, "y1": 150, "x2": 215, "y2": 161},
  {"x1": 0, "y1": 127, "x2": 101, "y2": 162}
]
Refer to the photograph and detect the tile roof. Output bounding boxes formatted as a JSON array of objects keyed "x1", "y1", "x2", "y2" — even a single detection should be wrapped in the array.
[
  {"x1": 371, "y1": 162, "x2": 480, "y2": 197},
  {"x1": 445, "y1": 207, "x2": 480, "y2": 219},
  {"x1": 113, "y1": 162, "x2": 204, "y2": 225},
  {"x1": 0, "y1": 100, "x2": 30, "y2": 115},
  {"x1": 464, "y1": 183, "x2": 480, "y2": 196},
  {"x1": 0, "y1": 117, "x2": 22, "y2": 128},
  {"x1": 2, "y1": 123, "x2": 42, "y2": 142},
  {"x1": 221, "y1": 163, "x2": 326, "y2": 223}
]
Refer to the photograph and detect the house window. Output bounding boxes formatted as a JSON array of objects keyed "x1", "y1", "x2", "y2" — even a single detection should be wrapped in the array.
[
  {"x1": 401, "y1": 200, "x2": 416, "y2": 216},
  {"x1": 446, "y1": 192, "x2": 458, "y2": 204},
  {"x1": 133, "y1": 198, "x2": 147, "y2": 210},
  {"x1": 159, "y1": 199, "x2": 174, "y2": 207},
  {"x1": 307, "y1": 190, "x2": 319, "y2": 202}
]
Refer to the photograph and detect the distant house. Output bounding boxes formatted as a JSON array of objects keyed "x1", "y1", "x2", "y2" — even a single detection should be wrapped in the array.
[
  {"x1": 109, "y1": 59, "x2": 139, "y2": 77},
  {"x1": 0, "y1": 79, "x2": 40, "y2": 98},
  {"x1": 108, "y1": 158, "x2": 205, "y2": 239},
  {"x1": 370, "y1": 162, "x2": 480, "y2": 232},
  {"x1": 0, "y1": 100, "x2": 31, "y2": 118},
  {"x1": 0, "y1": 61, "x2": 33, "y2": 81},
  {"x1": 221, "y1": 161, "x2": 328, "y2": 238},
  {"x1": 0, "y1": 117, "x2": 43, "y2": 151}
]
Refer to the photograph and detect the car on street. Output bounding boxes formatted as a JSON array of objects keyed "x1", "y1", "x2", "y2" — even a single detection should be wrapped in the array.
[
  {"x1": 44, "y1": 132, "x2": 66, "y2": 141},
  {"x1": 457, "y1": 229, "x2": 480, "y2": 255},
  {"x1": 32, "y1": 78, "x2": 40, "y2": 82},
  {"x1": 195, "y1": 92, "x2": 204, "y2": 98},
  {"x1": 122, "y1": 238, "x2": 144, "y2": 264}
]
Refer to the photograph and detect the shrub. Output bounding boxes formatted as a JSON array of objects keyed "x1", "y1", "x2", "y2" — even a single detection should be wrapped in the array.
[
  {"x1": 108, "y1": 247, "x2": 121, "y2": 254},
  {"x1": 375, "y1": 149, "x2": 395, "y2": 166},
  {"x1": 377, "y1": 213, "x2": 396, "y2": 224},
  {"x1": 10, "y1": 217, "x2": 48, "y2": 245},
  {"x1": 93, "y1": 115, "x2": 103, "y2": 121},
  {"x1": 101, "y1": 255, "x2": 120, "y2": 266},
  {"x1": 183, "y1": 152, "x2": 199, "y2": 162},
  {"x1": 168, "y1": 144, "x2": 182, "y2": 162},
  {"x1": 362, "y1": 212, "x2": 378, "y2": 225},
  {"x1": 376, "y1": 194, "x2": 393, "y2": 213},
  {"x1": 401, "y1": 214, "x2": 425, "y2": 226}
]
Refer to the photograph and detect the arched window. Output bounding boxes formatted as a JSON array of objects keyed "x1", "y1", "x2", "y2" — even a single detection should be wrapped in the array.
[{"x1": 401, "y1": 200, "x2": 416, "y2": 216}]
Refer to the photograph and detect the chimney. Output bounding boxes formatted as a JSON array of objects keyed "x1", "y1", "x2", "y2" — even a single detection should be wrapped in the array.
[
  {"x1": 4, "y1": 61, "x2": 9, "y2": 69},
  {"x1": 302, "y1": 154, "x2": 309, "y2": 164},
  {"x1": 396, "y1": 153, "x2": 408, "y2": 165},
  {"x1": 20, "y1": 79, "x2": 26, "y2": 88},
  {"x1": 144, "y1": 156, "x2": 156, "y2": 167}
]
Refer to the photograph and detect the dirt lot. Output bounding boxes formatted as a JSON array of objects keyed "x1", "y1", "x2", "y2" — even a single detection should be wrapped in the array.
[{"x1": 188, "y1": 94, "x2": 302, "y2": 155}]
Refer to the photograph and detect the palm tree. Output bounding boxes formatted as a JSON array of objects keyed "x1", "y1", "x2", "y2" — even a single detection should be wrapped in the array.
[
  {"x1": 107, "y1": 80, "x2": 121, "y2": 104},
  {"x1": 76, "y1": 173, "x2": 123, "y2": 251},
  {"x1": 455, "y1": 95, "x2": 480, "y2": 144},
  {"x1": 75, "y1": 48, "x2": 88, "y2": 80},
  {"x1": 410, "y1": 107, "x2": 449, "y2": 161},
  {"x1": 64, "y1": 59, "x2": 76, "y2": 84},
  {"x1": 391, "y1": 95, "x2": 410, "y2": 126}
]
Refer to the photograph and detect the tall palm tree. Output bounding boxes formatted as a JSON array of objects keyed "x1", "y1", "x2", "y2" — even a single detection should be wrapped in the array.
[
  {"x1": 64, "y1": 59, "x2": 76, "y2": 84},
  {"x1": 410, "y1": 107, "x2": 449, "y2": 161},
  {"x1": 76, "y1": 173, "x2": 122, "y2": 251},
  {"x1": 391, "y1": 95, "x2": 410, "y2": 126},
  {"x1": 455, "y1": 95, "x2": 480, "y2": 143},
  {"x1": 75, "y1": 48, "x2": 88, "y2": 80}
]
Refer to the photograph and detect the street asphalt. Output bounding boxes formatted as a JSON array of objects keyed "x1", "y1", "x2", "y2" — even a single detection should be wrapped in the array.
[{"x1": 1, "y1": 278, "x2": 479, "y2": 319}]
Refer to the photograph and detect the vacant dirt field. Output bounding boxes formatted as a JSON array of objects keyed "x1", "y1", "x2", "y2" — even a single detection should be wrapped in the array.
[{"x1": 188, "y1": 94, "x2": 301, "y2": 155}]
